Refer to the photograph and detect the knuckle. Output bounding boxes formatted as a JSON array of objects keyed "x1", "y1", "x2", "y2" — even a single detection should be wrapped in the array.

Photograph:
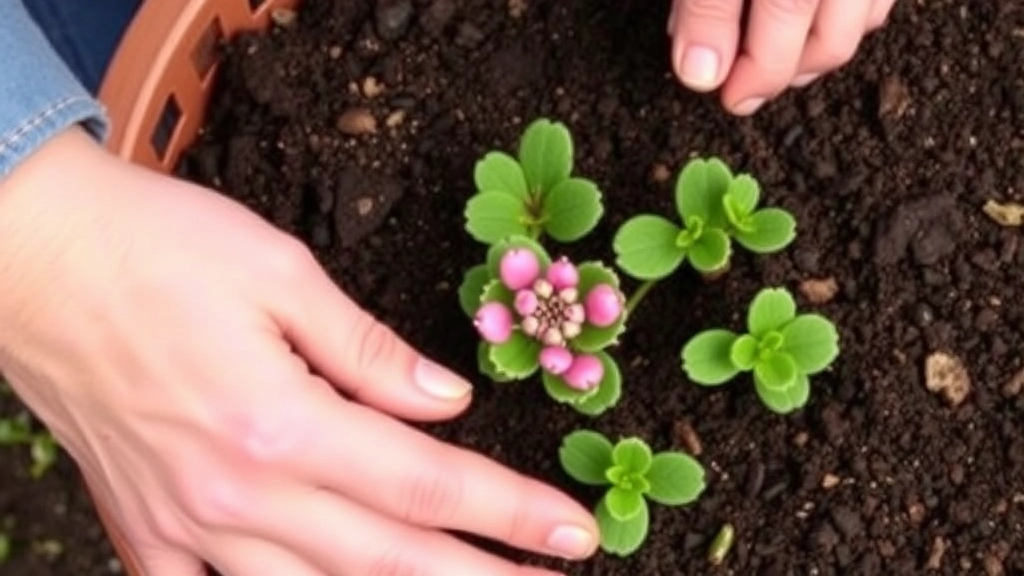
[
  {"x1": 681, "y1": 0, "x2": 740, "y2": 21},
  {"x1": 368, "y1": 548, "x2": 424, "y2": 576},
  {"x1": 400, "y1": 466, "x2": 464, "y2": 526},
  {"x1": 501, "y1": 476, "x2": 531, "y2": 544},
  {"x1": 267, "y1": 235, "x2": 317, "y2": 279},
  {"x1": 172, "y1": 469, "x2": 251, "y2": 528},
  {"x1": 352, "y1": 313, "x2": 399, "y2": 374}
]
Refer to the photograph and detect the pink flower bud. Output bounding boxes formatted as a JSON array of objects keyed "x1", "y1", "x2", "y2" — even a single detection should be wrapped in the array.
[
  {"x1": 533, "y1": 278, "x2": 554, "y2": 299},
  {"x1": 521, "y1": 315, "x2": 540, "y2": 337},
  {"x1": 514, "y1": 290, "x2": 539, "y2": 316},
  {"x1": 539, "y1": 346, "x2": 573, "y2": 375},
  {"x1": 562, "y1": 354, "x2": 604, "y2": 391},
  {"x1": 561, "y1": 321, "x2": 582, "y2": 340},
  {"x1": 565, "y1": 303, "x2": 586, "y2": 325},
  {"x1": 541, "y1": 326, "x2": 565, "y2": 347},
  {"x1": 499, "y1": 248, "x2": 540, "y2": 291},
  {"x1": 474, "y1": 302, "x2": 513, "y2": 344},
  {"x1": 558, "y1": 287, "x2": 579, "y2": 304},
  {"x1": 584, "y1": 283, "x2": 623, "y2": 328},
  {"x1": 546, "y1": 257, "x2": 579, "y2": 289}
]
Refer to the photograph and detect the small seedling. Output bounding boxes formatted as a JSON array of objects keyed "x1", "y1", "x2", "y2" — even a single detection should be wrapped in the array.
[
  {"x1": 460, "y1": 236, "x2": 627, "y2": 416},
  {"x1": 613, "y1": 157, "x2": 796, "y2": 281},
  {"x1": 464, "y1": 118, "x2": 604, "y2": 244},
  {"x1": 0, "y1": 532, "x2": 9, "y2": 565},
  {"x1": 0, "y1": 411, "x2": 59, "y2": 479},
  {"x1": 559, "y1": 430, "x2": 705, "y2": 556},
  {"x1": 681, "y1": 287, "x2": 839, "y2": 413}
]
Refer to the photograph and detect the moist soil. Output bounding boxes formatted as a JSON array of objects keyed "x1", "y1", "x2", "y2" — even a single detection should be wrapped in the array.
[{"x1": 3, "y1": 1, "x2": 1024, "y2": 574}]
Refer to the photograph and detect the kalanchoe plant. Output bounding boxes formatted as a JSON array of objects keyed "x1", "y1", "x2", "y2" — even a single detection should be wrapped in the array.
[
  {"x1": 464, "y1": 118, "x2": 604, "y2": 244},
  {"x1": 681, "y1": 287, "x2": 840, "y2": 414},
  {"x1": 613, "y1": 157, "x2": 797, "y2": 280},
  {"x1": 559, "y1": 430, "x2": 706, "y2": 556},
  {"x1": 459, "y1": 236, "x2": 628, "y2": 416}
]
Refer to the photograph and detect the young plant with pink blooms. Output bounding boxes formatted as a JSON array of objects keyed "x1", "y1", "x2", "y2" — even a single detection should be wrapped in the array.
[{"x1": 459, "y1": 236, "x2": 628, "y2": 416}]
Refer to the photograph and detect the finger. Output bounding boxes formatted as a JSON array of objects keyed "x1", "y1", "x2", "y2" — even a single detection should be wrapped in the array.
[
  {"x1": 132, "y1": 544, "x2": 206, "y2": 576},
  {"x1": 271, "y1": 250, "x2": 472, "y2": 421},
  {"x1": 204, "y1": 535, "x2": 326, "y2": 576},
  {"x1": 793, "y1": 0, "x2": 873, "y2": 84},
  {"x1": 867, "y1": 0, "x2": 897, "y2": 31},
  {"x1": 669, "y1": 0, "x2": 744, "y2": 91},
  {"x1": 288, "y1": 382, "x2": 599, "y2": 560},
  {"x1": 721, "y1": 0, "x2": 822, "y2": 115},
  {"x1": 255, "y1": 484, "x2": 568, "y2": 576}
]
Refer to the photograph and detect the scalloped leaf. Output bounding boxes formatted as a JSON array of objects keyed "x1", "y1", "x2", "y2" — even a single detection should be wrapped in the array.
[
  {"x1": 465, "y1": 192, "x2": 531, "y2": 244},
  {"x1": 733, "y1": 208, "x2": 797, "y2": 254},
  {"x1": 605, "y1": 485, "x2": 646, "y2": 521},
  {"x1": 644, "y1": 452, "x2": 706, "y2": 506},
  {"x1": 612, "y1": 214, "x2": 686, "y2": 280},
  {"x1": 477, "y1": 342, "x2": 515, "y2": 382},
  {"x1": 479, "y1": 278, "x2": 514, "y2": 308},
  {"x1": 474, "y1": 151, "x2": 529, "y2": 199},
  {"x1": 595, "y1": 496, "x2": 649, "y2": 556},
  {"x1": 517, "y1": 118, "x2": 573, "y2": 195},
  {"x1": 747, "y1": 287, "x2": 797, "y2": 336},
  {"x1": 488, "y1": 331, "x2": 541, "y2": 379},
  {"x1": 573, "y1": 263, "x2": 627, "y2": 352},
  {"x1": 675, "y1": 157, "x2": 732, "y2": 227},
  {"x1": 612, "y1": 438, "x2": 653, "y2": 474},
  {"x1": 559, "y1": 430, "x2": 614, "y2": 486},
  {"x1": 729, "y1": 334, "x2": 759, "y2": 371},
  {"x1": 681, "y1": 329, "x2": 741, "y2": 385},
  {"x1": 458, "y1": 264, "x2": 492, "y2": 317},
  {"x1": 725, "y1": 174, "x2": 760, "y2": 216},
  {"x1": 485, "y1": 235, "x2": 551, "y2": 282},
  {"x1": 753, "y1": 352, "x2": 799, "y2": 390},
  {"x1": 781, "y1": 314, "x2": 840, "y2": 374},
  {"x1": 687, "y1": 227, "x2": 732, "y2": 273},
  {"x1": 541, "y1": 178, "x2": 604, "y2": 242},
  {"x1": 755, "y1": 373, "x2": 810, "y2": 414}
]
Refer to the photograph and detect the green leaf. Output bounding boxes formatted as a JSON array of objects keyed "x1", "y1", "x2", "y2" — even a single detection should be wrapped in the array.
[
  {"x1": 644, "y1": 452, "x2": 707, "y2": 506},
  {"x1": 458, "y1": 264, "x2": 492, "y2": 317},
  {"x1": 733, "y1": 208, "x2": 797, "y2": 254},
  {"x1": 687, "y1": 227, "x2": 732, "y2": 273},
  {"x1": 485, "y1": 235, "x2": 551, "y2": 282},
  {"x1": 755, "y1": 373, "x2": 810, "y2": 414},
  {"x1": 612, "y1": 215, "x2": 686, "y2": 280},
  {"x1": 573, "y1": 263, "x2": 626, "y2": 351},
  {"x1": 573, "y1": 351, "x2": 623, "y2": 417},
  {"x1": 465, "y1": 192, "x2": 530, "y2": 244},
  {"x1": 681, "y1": 329, "x2": 741, "y2": 385},
  {"x1": 479, "y1": 279, "x2": 515, "y2": 308},
  {"x1": 595, "y1": 496, "x2": 649, "y2": 556},
  {"x1": 540, "y1": 178, "x2": 604, "y2": 242},
  {"x1": 612, "y1": 438, "x2": 653, "y2": 474},
  {"x1": 489, "y1": 332, "x2": 541, "y2": 379},
  {"x1": 725, "y1": 174, "x2": 760, "y2": 216},
  {"x1": 477, "y1": 342, "x2": 515, "y2": 382},
  {"x1": 781, "y1": 314, "x2": 840, "y2": 374},
  {"x1": 29, "y1": 434, "x2": 58, "y2": 479},
  {"x1": 473, "y1": 151, "x2": 528, "y2": 200},
  {"x1": 517, "y1": 118, "x2": 573, "y2": 195},
  {"x1": 675, "y1": 157, "x2": 732, "y2": 227},
  {"x1": 559, "y1": 430, "x2": 614, "y2": 486},
  {"x1": 605, "y1": 486, "x2": 646, "y2": 521},
  {"x1": 747, "y1": 287, "x2": 797, "y2": 336},
  {"x1": 542, "y1": 369, "x2": 601, "y2": 405},
  {"x1": 754, "y1": 352, "x2": 799, "y2": 390},
  {"x1": 729, "y1": 334, "x2": 759, "y2": 371},
  {"x1": 0, "y1": 417, "x2": 32, "y2": 445}
]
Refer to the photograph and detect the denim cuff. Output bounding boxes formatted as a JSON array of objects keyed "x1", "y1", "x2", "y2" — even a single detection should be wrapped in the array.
[{"x1": 0, "y1": 1, "x2": 109, "y2": 179}]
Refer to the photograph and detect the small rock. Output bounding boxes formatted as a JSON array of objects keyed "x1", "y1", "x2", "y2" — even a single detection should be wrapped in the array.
[
  {"x1": 821, "y1": 473, "x2": 841, "y2": 489},
  {"x1": 336, "y1": 108, "x2": 377, "y2": 135},
  {"x1": 792, "y1": 431, "x2": 810, "y2": 447},
  {"x1": 508, "y1": 0, "x2": 527, "y2": 18},
  {"x1": 362, "y1": 76, "x2": 385, "y2": 99},
  {"x1": 983, "y1": 554, "x2": 1005, "y2": 576},
  {"x1": 270, "y1": 8, "x2": 298, "y2": 27},
  {"x1": 375, "y1": 0, "x2": 414, "y2": 41},
  {"x1": 1001, "y1": 367, "x2": 1024, "y2": 398},
  {"x1": 651, "y1": 163, "x2": 672, "y2": 184},
  {"x1": 356, "y1": 197, "x2": 375, "y2": 216},
  {"x1": 799, "y1": 277, "x2": 839, "y2": 304},
  {"x1": 420, "y1": 0, "x2": 456, "y2": 36},
  {"x1": 926, "y1": 536, "x2": 947, "y2": 570},
  {"x1": 830, "y1": 506, "x2": 863, "y2": 539},
  {"x1": 328, "y1": 45, "x2": 343, "y2": 59},
  {"x1": 982, "y1": 199, "x2": 1024, "y2": 227},
  {"x1": 879, "y1": 75, "x2": 911, "y2": 120},
  {"x1": 385, "y1": 109, "x2": 407, "y2": 128},
  {"x1": 674, "y1": 419, "x2": 703, "y2": 456},
  {"x1": 908, "y1": 501, "x2": 926, "y2": 525},
  {"x1": 878, "y1": 540, "x2": 897, "y2": 558},
  {"x1": 925, "y1": 352, "x2": 972, "y2": 406}
]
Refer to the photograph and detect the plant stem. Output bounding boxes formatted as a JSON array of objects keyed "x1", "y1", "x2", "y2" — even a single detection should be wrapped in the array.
[{"x1": 625, "y1": 280, "x2": 657, "y2": 313}]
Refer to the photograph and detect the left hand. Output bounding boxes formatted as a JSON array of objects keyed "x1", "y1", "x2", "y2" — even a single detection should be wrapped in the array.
[{"x1": 668, "y1": 0, "x2": 897, "y2": 115}]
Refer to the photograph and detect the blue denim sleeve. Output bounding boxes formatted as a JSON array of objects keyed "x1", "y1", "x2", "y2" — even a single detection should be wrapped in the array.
[{"x1": 0, "y1": 1, "x2": 108, "y2": 178}]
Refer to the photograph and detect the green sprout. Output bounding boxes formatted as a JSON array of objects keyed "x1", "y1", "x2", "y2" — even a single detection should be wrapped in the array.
[
  {"x1": 0, "y1": 532, "x2": 9, "y2": 565},
  {"x1": 559, "y1": 430, "x2": 706, "y2": 556},
  {"x1": 0, "y1": 411, "x2": 59, "y2": 479},
  {"x1": 681, "y1": 287, "x2": 839, "y2": 414},
  {"x1": 613, "y1": 157, "x2": 796, "y2": 282},
  {"x1": 464, "y1": 118, "x2": 604, "y2": 244}
]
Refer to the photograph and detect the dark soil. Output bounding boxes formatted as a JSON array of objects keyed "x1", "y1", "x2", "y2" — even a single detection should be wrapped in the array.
[{"x1": 3, "y1": 0, "x2": 1024, "y2": 574}]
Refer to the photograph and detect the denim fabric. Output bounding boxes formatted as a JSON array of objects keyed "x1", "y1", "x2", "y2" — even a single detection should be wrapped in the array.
[
  {"x1": 23, "y1": 0, "x2": 142, "y2": 95},
  {"x1": 0, "y1": 2, "x2": 111, "y2": 178}
]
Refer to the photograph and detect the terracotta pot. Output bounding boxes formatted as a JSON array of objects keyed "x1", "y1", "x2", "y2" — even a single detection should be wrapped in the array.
[{"x1": 92, "y1": 1, "x2": 301, "y2": 573}]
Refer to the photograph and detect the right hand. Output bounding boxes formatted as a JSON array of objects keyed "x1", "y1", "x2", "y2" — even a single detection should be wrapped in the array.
[{"x1": 0, "y1": 126, "x2": 598, "y2": 575}]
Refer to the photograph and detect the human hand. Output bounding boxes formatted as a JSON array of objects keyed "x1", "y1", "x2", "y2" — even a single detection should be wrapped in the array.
[
  {"x1": 0, "y1": 127, "x2": 597, "y2": 575},
  {"x1": 668, "y1": 0, "x2": 897, "y2": 114}
]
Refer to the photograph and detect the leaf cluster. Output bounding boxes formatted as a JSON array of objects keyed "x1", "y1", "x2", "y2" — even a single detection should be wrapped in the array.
[
  {"x1": 681, "y1": 288, "x2": 839, "y2": 414},
  {"x1": 613, "y1": 157, "x2": 796, "y2": 280},
  {"x1": 465, "y1": 119, "x2": 604, "y2": 244},
  {"x1": 559, "y1": 430, "x2": 706, "y2": 556}
]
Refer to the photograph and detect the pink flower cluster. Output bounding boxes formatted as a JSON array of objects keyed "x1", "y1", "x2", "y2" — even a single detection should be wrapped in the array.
[{"x1": 474, "y1": 249, "x2": 624, "y2": 391}]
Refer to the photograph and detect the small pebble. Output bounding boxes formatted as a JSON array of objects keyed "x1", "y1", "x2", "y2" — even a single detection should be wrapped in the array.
[
  {"x1": 821, "y1": 473, "x2": 841, "y2": 489},
  {"x1": 362, "y1": 76, "x2": 385, "y2": 98},
  {"x1": 271, "y1": 8, "x2": 297, "y2": 27},
  {"x1": 1001, "y1": 367, "x2": 1024, "y2": 398},
  {"x1": 375, "y1": 0, "x2": 414, "y2": 41},
  {"x1": 336, "y1": 108, "x2": 377, "y2": 135},
  {"x1": 926, "y1": 536, "x2": 947, "y2": 570},
  {"x1": 924, "y1": 351, "x2": 971, "y2": 406},
  {"x1": 385, "y1": 109, "x2": 407, "y2": 128},
  {"x1": 674, "y1": 419, "x2": 703, "y2": 456},
  {"x1": 799, "y1": 277, "x2": 839, "y2": 304}
]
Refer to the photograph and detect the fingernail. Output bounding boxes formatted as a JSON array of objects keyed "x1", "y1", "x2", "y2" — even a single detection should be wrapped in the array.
[
  {"x1": 414, "y1": 357, "x2": 472, "y2": 400},
  {"x1": 546, "y1": 525, "x2": 596, "y2": 559},
  {"x1": 678, "y1": 45, "x2": 720, "y2": 90},
  {"x1": 733, "y1": 97, "x2": 766, "y2": 116},
  {"x1": 793, "y1": 73, "x2": 819, "y2": 87}
]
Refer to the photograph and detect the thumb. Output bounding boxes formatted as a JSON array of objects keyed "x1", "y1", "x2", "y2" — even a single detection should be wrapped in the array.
[
  {"x1": 275, "y1": 260, "x2": 473, "y2": 422},
  {"x1": 669, "y1": 0, "x2": 744, "y2": 91}
]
